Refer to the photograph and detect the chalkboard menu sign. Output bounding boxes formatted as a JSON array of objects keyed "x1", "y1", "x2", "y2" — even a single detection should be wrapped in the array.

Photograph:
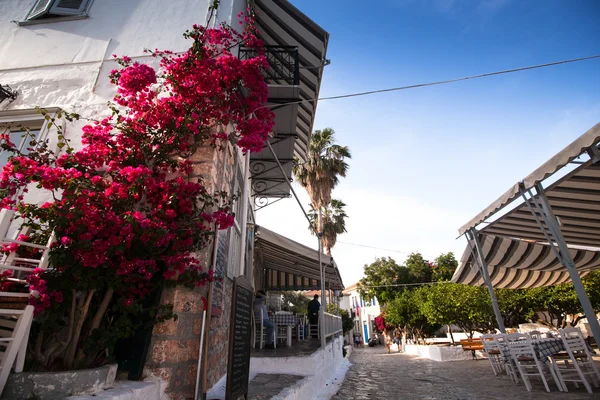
[{"x1": 226, "y1": 276, "x2": 254, "y2": 400}]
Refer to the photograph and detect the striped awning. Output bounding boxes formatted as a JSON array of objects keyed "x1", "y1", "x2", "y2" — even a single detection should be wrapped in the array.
[
  {"x1": 452, "y1": 235, "x2": 600, "y2": 289},
  {"x1": 254, "y1": 0, "x2": 329, "y2": 161},
  {"x1": 481, "y1": 161, "x2": 600, "y2": 249},
  {"x1": 255, "y1": 226, "x2": 344, "y2": 291}
]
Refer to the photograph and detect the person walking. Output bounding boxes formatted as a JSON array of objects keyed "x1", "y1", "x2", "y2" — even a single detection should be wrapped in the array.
[
  {"x1": 393, "y1": 328, "x2": 403, "y2": 353},
  {"x1": 253, "y1": 290, "x2": 275, "y2": 349},
  {"x1": 307, "y1": 294, "x2": 320, "y2": 337}
]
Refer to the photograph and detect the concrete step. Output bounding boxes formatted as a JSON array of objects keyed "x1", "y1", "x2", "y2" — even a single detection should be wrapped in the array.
[{"x1": 66, "y1": 380, "x2": 160, "y2": 400}]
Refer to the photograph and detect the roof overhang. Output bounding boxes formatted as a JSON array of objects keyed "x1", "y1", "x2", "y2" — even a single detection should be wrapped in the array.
[
  {"x1": 255, "y1": 225, "x2": 344, "y2": 291},
  {"x1": 250, "y1": 0, "x2": 329, "y2": 200}
]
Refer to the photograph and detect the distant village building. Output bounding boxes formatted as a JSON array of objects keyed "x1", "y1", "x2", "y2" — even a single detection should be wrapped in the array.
[{"x1": 340, "y1": 282, "x2": 381, "y2": 344}]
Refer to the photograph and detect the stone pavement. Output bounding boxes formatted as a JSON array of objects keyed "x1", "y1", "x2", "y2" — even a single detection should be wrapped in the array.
[
  {"x1": 331, "y1": 346, "x2": 600, "y2": 399},
  {"x1": 248, "y1": 373, "x2": 304, "y2": 400}
]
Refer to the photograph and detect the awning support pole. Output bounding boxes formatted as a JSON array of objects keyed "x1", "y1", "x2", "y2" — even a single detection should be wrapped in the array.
[
  {"x1": 522, "y1": 183, "x2": 600, "y2": 346},
  {"x1": 467, "y1": 229, "x2": 506, "y2": 333},
  {"x1": 319, "y1": 234, "x2": 326, "y2": 349},
  {"x1": 266, "y1": 141, "x2": 329, "y2": 348}
]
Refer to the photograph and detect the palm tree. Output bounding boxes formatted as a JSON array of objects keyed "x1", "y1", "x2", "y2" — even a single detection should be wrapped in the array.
[
  {"x1": 293, "y1": 128, "x2": 351, "y2": 234},
  {"x1": 308, "y1": 199, "x2": 348, "y2": 256}
]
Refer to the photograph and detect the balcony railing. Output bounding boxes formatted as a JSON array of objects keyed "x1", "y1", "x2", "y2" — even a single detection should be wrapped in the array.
[
  {"x1": 323, "y1": 312, "x2": 343, "y2": 339},
  {"x1": 239, "y1": 46, "x2": 299, "y2": 86}
]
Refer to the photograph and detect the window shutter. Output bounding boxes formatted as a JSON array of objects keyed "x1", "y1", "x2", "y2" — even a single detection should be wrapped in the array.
[
  {"x1": 50, "y1": 0, "x2": 89, "y2": 15},
  {"x1": 26, "y1": 0, "x2": 54, "y2": 20}
]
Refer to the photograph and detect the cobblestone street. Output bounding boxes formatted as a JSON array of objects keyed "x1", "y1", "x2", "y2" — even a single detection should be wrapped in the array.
[{"x1": 331, "y1": 346, "x2": 600, "y2": 399}]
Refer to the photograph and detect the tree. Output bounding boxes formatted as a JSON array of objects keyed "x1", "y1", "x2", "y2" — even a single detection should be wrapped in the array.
[
  {"x1": 420, "y1": 283, "x2": 494, "y2": 338},
  {"x1": 281, "y1": 291, "x2": 310, "y2": 315},
  {"x1": 293, "y1": 128, "x2": 350, "y2": 236},
  {"x1": 496, "y1": 288, "x2": 536, "y2": 328},
  {"x1": 308, "y1": 199, "x2": 348, "y2": 256},
  {"x1": 431, "y1": 252, "x2": 458, "y2": 282},
  {"x1": 0, "y1": 20, "x2": 273, "y2": 371},
  {"x1": 358, "y1": 257, "x2": 409, "y2": 304},
  {"x1": 405, "y1": 252, "x2": 432, "y2": 283},
  {"x1": 326, "y1": 303, "x2": 354, "y2": 335},
  {"x1": 385, "y1": 288, "x2": 438, "y2": 343}
]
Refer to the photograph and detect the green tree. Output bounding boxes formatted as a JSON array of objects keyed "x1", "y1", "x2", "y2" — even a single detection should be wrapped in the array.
[
  {"x1": 496, "y1": 288, "x2": 536, "y2": 328},
  {"x1": 293, "y1": 128, "x2": 351, "y2": 235},
  {"x1": 432, "y1": 252, "x2": 458, "y2": 282},
  {"x1": 385, "y1": 288, "x2": 438, "y2": 341},
  {"x1": 358, "y1": 257, "x2": 409, "y2": 304},
  {"x1": 406, "y1": 252, "x2": 432, "y2": 283},
  {"x1": 420, "y1": 283, "x2": 494, "y2": 338},
  {"x1": 281, "y1": 291, "x2": 310, "y2": 315},
  {"x1": 326, "y1": 303, "x2": 354, "y2": 335},
  {"x1": 308, "y1": 199, "x2": 348, "y2": 256}
]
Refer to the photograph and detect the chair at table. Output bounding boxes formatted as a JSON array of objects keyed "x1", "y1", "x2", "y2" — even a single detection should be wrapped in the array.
[
  {"x1": 495, "y1": 334, "x2": 519, "y2": 383},
  {"x1": 252, "y1": 309, "x2": 276, "y2": 349},
  {"x1": 506, "y1": 333, "x2": 562, "y2": 392},
  {"x1": 294, "y1": 314, "x2": 306, "y2": 341},
  {"x1": 529, "y1": 330, "x2": 543, "y2": 340},
  {"x1": 550, "y1": 327, "x2": 600, "y2": 393},
  {"x1": 481, "y1": 334, "x2": 503, "y2": 376}
]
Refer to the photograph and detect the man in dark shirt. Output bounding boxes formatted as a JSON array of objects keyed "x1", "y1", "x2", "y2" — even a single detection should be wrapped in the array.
[{"x1": 307, "y1": 294, "x2": 320, "y2": 326}]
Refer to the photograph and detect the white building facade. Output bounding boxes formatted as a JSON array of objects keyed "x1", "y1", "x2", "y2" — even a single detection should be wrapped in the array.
[
  {"x1": 340, "y1": 282, "x2": 381, "y2": 344},
  {"x1": 1, "y1": 1, "x2": 331, "y2": 398}
]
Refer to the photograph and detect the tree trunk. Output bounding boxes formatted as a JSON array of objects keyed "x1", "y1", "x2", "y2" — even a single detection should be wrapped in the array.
[
  {"x1": 448, "y1": 325, "x2": 455, "y2": 345},
  {"x1": 65, "y1": 290, "x2": 95, "y2": 369}
]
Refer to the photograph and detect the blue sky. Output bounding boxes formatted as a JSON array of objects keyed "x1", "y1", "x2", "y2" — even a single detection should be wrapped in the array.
[{"x1": 257, "y1": 0, "x2": 600, "y2": 287}]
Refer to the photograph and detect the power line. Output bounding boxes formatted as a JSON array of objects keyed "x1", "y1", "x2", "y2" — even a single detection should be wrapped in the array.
[
  {"x1": 335, "y1": 240, "x2": 436, "y2": 259},
  {"x1": 264, "y1": 54, "x2": 600, "y2": 109},
  {"x1": 360, "y1": 281, "x2": 452, "y2": 288}
]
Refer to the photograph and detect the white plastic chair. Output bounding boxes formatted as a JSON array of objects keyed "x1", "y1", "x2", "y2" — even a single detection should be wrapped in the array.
[
  {"x1": 481, "y1": 334, "x2": 504, "y2": 376},
  {"x1": 550, "y1": 327, "x2": 600, "y2": 393},
  {"x1": 506, "y1": 333, "x2": 562, "y2": 392},
  {"x1": 0, "y1": 306, "x2": 34, "y2": 395}
]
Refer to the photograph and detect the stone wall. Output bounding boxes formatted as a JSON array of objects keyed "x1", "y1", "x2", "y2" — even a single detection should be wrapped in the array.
[{"x1": 145, "y1": 141, "x2": 238, "y2": 399}]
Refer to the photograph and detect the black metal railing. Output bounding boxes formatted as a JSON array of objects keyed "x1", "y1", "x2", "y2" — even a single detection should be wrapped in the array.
[{"x1": 239, "y1": 46, "x2": 299, "y2": 86}]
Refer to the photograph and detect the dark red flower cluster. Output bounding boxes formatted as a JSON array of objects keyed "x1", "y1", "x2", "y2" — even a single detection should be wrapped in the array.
[{"x1": 0, "y1": 21, "x2": 274, "y2": 313}]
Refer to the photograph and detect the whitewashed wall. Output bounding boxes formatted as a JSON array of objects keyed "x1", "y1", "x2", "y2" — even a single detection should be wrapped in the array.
[
  {"x1": 0, "y1": 0, "x2": 244, "y2": 116},
  {"x1": 0, "y1": 0, "x2": 245, "y2": 207}
]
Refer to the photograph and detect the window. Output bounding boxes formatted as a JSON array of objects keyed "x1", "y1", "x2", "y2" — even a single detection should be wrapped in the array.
[
  {"x1": 23, "y1": 0, "x2": 91, "y2": 23},
  {"x1": 0, "y1": 111, "x2": 52, "y2": 167},
  {"x1": 0, "y1": 108, "x2": 60, "y2": 199},
  {"x1": 227, "y1": 167, "x2": 244, "y2": 278}
]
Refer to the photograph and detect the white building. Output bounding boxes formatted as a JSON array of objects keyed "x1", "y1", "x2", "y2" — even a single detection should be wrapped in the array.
[
  {"x1": 1, "y1": 1, "x2": 334, "y2": 399},
  {"x1": 340, "y1": 282, "x2": 381, "y2": 344}
]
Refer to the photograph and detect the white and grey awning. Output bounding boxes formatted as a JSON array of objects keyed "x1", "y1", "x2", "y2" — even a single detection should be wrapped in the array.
[
  {"x1": 453, "y1": 121, "x2": 600, "y2": 289},
  {"x1": 255, "y1": 226, "x2": 343, "y2": 291},
  {"x1": 248, "y1": 0, "x2": 329, "y2": 202},
  {"x1": 452, "y1": 235, "x2": 599, "y2": 289}
]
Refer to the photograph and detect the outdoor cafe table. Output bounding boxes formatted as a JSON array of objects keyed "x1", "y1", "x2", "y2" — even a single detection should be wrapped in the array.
[
  {"x1": 500, "y1": 337, "x2": 565, "y2": 364},
  {"x1": 271, "y1": 314, "x2": 302, "y2": 347}
]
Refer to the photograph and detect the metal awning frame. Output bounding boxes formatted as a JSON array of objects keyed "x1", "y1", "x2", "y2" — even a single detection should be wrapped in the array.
[{"x1": 460, "y1": 127, "x2": 600, "y2": 345}]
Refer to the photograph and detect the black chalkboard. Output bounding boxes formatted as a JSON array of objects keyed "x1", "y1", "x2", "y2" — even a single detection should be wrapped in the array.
[{"x1": 226, "y1": 276, "x2": 254, "y2": 400}]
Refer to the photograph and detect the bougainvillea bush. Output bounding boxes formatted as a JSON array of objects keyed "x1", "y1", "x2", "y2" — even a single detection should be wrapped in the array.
[{"x1": 0, "y1": 18, "x2": 273, "y2": 370}]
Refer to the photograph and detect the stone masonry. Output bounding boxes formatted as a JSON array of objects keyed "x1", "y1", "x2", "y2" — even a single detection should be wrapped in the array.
[{"x1": 145, "y1": 142, "x2": 238, "y2": 399}]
